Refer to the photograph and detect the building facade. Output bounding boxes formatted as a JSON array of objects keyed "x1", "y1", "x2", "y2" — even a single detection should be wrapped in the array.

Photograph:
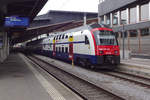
[{"x1": 98, "y1": 0, "x2": 150, "y2": 56}]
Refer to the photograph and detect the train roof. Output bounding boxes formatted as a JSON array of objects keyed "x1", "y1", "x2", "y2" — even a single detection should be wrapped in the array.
[{"x1": 55, "y1": 23, "x2": 112, "y2": 33}]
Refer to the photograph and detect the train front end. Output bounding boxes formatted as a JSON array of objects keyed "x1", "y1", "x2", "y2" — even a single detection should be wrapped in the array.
[{"x1": 90, "y1": 24, "x2": 120, "y2": 67}]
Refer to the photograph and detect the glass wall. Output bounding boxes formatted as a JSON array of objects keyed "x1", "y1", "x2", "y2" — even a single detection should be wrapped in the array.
[
  {"x1": 130, "y1": 7, "x2": 137, "y2": 24},
  {"x1": 106, "y1": 14, "x2": 110, "y2": 25},
  {"x1": 141, "y1": 28, "x2": 150, "y2": 36},
  {"x1": 140, "y1": 3, "x2": 149, "y2": 21},
  {"x1": 130, "y1": 30, "x2": 138, "y2": 37},
  {"x1": 113, "y1": 12, "x2": 118, "y2": 25},
  {"x1": 100, "y1": 16, "x2": 104, "y2": 24},
  {"x1": 121, "y1": 9, "x2": 127, "y2": 24},
  {"x1": 140, "y1": 28, "x2": 150, "y2": 54},
  {"x1": 129, "y1": 30, "x2": 138, "y2": 53}
]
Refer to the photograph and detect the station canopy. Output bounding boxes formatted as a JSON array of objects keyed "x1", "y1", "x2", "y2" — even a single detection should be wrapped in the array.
[
  {"x1": 13, "y1": 18, "x2": 98, "y2": 44},
  {"x1": 0, "y1": 0, "x2": 48, "y2": 43}
]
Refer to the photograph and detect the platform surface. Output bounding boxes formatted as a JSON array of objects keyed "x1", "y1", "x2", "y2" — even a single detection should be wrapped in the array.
[{"x1": 0, "y1": 53, "x2": 82, "y2": 100}]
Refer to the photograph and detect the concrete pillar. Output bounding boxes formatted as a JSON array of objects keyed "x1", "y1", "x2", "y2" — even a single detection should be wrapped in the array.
[
  {"x1": 104, "y1": 15, "x2": 107, "y2": 24},
  {"x1": 110, "y1": 13, "x2": 113, "y2": 27},
  {"x1": 126, "y1": 8, "x2": 130, "y2": 24},
  {"x1": 136, "y1": 5, "x2": 140, "y2": 23},
  {"x1": 7, "y1": 37, "x2": 9, "y2": 56},
  {"x1": 0, "y1": 31, "x2": 9, "y2": 63},
  {"x1": 149, "y1": 1, "x2": 150, "y2": 20},
  {"x1": 98, "y1": 16, "x2": 101, "y2": 24},
  {"x1": 118, "y1": 32, "x2": 122, "y2": 47},
  {"x1": 83, "y1": 13, "x2": 87, "y2": 26},
  {"x1": 127, "y1": 31, "x2": 130, "y2": 51},
  {"x1": 137, "y1": 29, "x2": 141, "y2": 53},
  {"x1": 3, "y1": 32, "x2": 7, "y2": 60},
  {"x1": 0, "y1": 32, "x2": 3, "y2": 62},
  {"x1": 118, "y1": 11, "x2": 121, "y2": 25}
]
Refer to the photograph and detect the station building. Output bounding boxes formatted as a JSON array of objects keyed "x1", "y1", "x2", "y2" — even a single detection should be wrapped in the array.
[
  {"x1": 98, "y1": 0, "x2": 150, "y2": 57},
  {"x1": 25, "y1": 10, "x2": 98, "y2": 42},
  {"x1": 30, "y1": 10, "x2": 98, "y2": 28}
]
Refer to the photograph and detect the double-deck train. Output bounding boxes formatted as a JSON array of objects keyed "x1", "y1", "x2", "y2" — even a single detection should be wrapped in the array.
[{"x1": 26, "y1": 24, "x2": 120, "y2": 69}]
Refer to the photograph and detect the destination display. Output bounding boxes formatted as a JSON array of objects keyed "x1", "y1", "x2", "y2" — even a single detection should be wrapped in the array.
[{"x1": 4, "y1": 16, "x2": 29, "y2": 27}]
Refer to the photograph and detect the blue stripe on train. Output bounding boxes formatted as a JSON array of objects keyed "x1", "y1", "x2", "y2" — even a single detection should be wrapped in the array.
[
  {"x1": 39, "y1": 50, "x2": 97, "y2": 65},
  {"x1": 44, "y1": 41, "x2": 85, "y2": 45}
]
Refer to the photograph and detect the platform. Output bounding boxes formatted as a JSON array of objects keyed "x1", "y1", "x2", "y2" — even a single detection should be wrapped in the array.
[
  {"x1": 119, "y1": 58, "x2": 150, "y2": 78},
  {"x1": 0, "y1": 53, "x2": 82, "y2": 100}
]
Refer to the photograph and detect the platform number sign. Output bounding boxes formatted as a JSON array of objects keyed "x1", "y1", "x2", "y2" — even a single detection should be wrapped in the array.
[{"x1": 5, "y1": 16, "x2": 29, "y2": 27}]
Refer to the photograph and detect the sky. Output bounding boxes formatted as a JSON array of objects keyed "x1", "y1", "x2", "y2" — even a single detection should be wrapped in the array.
[{"x1": 38, "y1": 0, "x2": 99, "y2": 15}]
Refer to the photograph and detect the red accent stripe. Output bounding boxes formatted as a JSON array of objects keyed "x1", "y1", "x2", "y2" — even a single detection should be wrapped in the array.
[{"x1": 91, "y1": 28, "x2": 113, "y2": 32}]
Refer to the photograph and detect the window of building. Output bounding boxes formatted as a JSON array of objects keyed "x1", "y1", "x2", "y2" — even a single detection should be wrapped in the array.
[
  {"x1": 121, "y1": 9, "x2": 127, "y2": 24},
  {"x1": 130, "y1": 7, "x2": 137, "y2": 24},
  {"x1": 141, "y1": 28, "x2": 150, "y2": 36},
  {"x1": 130, "y1": 30, "x2": 138, "y2": 37},
  {"x1": 113, "y1": 12, "x2": 118, "y2": 25},
  {"x1": 140, "y1": 3, "x2": 149, "y2": 21},
  {"x1": 106, "y1": 14, "x2": 110, "y2": 25}
]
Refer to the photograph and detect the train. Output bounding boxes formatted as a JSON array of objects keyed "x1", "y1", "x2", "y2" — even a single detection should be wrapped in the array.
[{"x1": 25, "y1": 23, "x2": 120, "y2": 69}]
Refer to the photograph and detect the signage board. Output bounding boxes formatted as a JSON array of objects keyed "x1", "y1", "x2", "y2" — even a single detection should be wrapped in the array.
[{"x1": 4, "y1": 16, "x2": 29, "y2": 27}]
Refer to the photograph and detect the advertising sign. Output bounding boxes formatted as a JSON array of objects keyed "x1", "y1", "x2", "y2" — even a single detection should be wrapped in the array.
[{"x1": 4, "y1": 16, "x2": 29, "y2": 27}]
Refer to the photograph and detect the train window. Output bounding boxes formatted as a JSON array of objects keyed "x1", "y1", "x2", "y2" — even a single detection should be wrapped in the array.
[
  {"x1": 94, "y1": 30, "x2": 117, "y2": 45},
  {"x1": 59, "y1": 35, "x2": 61, "y2": 40},
  {"x1": 65, "y1": 47, "x2": 68, "y2": 53},
  {"x1": 56, "y1": 47, "x2": 58, "y2": 52},
  {"x1": 62, "y1": 47, "x2": 64, "y2": 53},
  {"x1": 62, "y1": 34, "x2": 65, "y2": 39},
  {"x1": 69, "y1": 36, "x2": 73, "y2": 38},
  {"x1": 56, "y1": 36, "x2": 57, "y2": 40},
  {"x1": 85, "y1": 36, "x2": 89, "y2": 44},
  {"x1": 59, "y1": 47, "x2": 61, "y2": 53},
  {"x1": 65, "y1": 35, "x2": 68, "y2": 39},
  {"x1": 56, "y1": 35, "x2": 59, "y2": 40}
]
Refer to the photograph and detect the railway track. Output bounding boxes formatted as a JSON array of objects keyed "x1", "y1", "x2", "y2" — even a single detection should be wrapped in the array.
[
  {"x1": 26, "y1": 55, "x2": 124, "y2": 100},
  {"x1": 101, "y1": 70, "x2": 150, "y2": 88}
]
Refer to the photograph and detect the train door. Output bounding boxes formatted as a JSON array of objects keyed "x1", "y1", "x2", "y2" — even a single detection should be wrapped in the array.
[{"x1": 69, "y1": 35, "x2": 73, "y2": 60}]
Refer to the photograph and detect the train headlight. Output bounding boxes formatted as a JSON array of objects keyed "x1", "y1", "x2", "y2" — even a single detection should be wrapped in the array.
[{"x1": 99, "y1": 51, "x2": 103, "y2": 54}]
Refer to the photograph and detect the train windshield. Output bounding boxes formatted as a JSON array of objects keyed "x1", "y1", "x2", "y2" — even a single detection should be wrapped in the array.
[{"x1": 93, "y1": 30, "x2": 118, "y2": 45}]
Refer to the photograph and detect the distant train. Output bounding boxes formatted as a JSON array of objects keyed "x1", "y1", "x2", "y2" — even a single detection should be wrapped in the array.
[{"x1": 26, "y1": 24, "x2": 120, "y2": 69}]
